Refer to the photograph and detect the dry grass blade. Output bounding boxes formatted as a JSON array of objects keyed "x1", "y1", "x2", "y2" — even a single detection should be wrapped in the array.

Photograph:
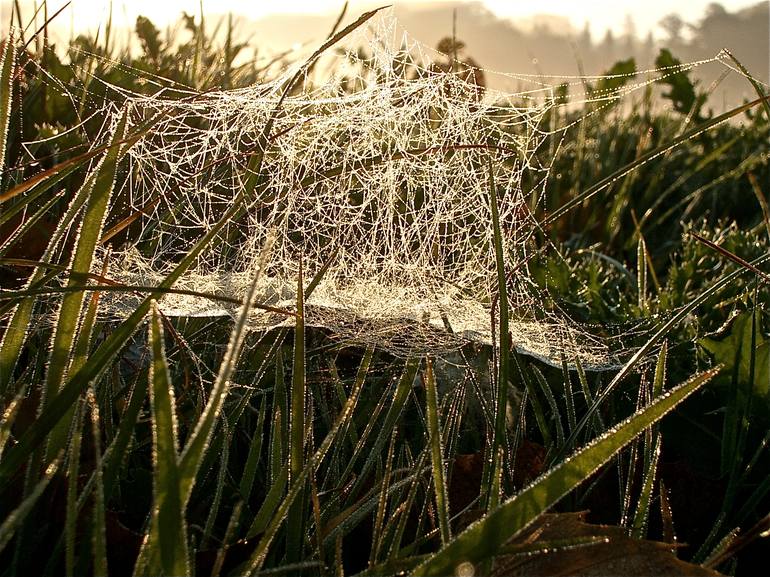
[{"x1": 690, "y1": 231, "x2": 770, "y2": 283}]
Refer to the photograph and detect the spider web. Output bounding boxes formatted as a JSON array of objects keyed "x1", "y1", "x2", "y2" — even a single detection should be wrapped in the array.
[{"x1": 79, "y1": 12, "x2": 740, "y2": 367}]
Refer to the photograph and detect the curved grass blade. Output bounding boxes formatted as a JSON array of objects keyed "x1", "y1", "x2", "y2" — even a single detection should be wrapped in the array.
[
  {"x1": 43, "y1": 108, "x2": 126, "y2": 398},
  {"x1": 65, "y1": 399, "x2": 85, "y2": 577},
  {"x1": 87, "y1": 388, "x2": 108, "y2": 577},
  {"x1": 246, "y1": 460, "x2": 288, "y2": 540},
  {"x1": 344, "y1": 356, "x2": 416, "y2": 502},
  {"x1": 0, "y1": 191, "x2": 65, "y2": 260},
  {"x1": 43, "y1": 111, "x2": 130, "y2": 460},
  {"x1": 387, "y1": 449, "x2": 430, "y2": 560},
  {"x1": 722, "y1": 50, "x2": 770, "y2": 121},
  {"x1": 513, "y1": 349, "x2": 552, "y2": 448},
  {"x1": 412, "y1": 367, "x2": 720, "y2": 576},
  {"x1": 370, "y1": 428, "x2": 398, "y2": 565},
  {"x1": 239, "y1": 398, "x2": 267, "y2": 502},
  {"x1": 531, "y1": 365, "x2": 565, "y2": 450}
]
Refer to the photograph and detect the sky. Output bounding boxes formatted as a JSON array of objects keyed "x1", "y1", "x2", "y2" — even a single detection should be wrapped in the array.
[{"x1": 8, "y1": 0, "x2": 763, "y2": 39}]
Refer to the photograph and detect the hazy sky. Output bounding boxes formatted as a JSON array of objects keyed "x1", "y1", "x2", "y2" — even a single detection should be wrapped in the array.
[{"x1": 11, "y1": 0, "x2": 763, "y2": 38}]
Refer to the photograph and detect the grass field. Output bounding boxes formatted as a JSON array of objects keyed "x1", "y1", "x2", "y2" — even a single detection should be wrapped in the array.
[{"x1": 1, "y1": 4, "x2": 770, "y2": 576}]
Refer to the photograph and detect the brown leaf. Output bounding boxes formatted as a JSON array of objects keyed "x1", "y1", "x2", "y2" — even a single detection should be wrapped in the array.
[{"x1": 491, "y1": 513, "x2": 724, "y2": 577}]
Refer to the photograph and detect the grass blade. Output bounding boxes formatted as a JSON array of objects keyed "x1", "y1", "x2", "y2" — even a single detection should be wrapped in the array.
[
  {"x1": 631, "y1": 433, "x2": 662, "y2": 539},
  {"x1": 722, "y1": 49, "x2": 770, "y2": 122},
  {"x1": 287, "y1": 260, "x2": 306, "y2": 562},
  {"x1": 88, "y1": 388, "x2": 108, "y2": 577},
  {"x1": 65, "y1": 399, "x2": 85, "y2": 577},
  {"x1": 146, "y1": 303, "x2": 188, "y2": 577},
  {"x1": 424, "y1": 359, "x2": 451, "y2": 545},
  {"x1": 0, "y1": 381, "x2": 26, "y2": 455},
  {"x1": 244, "y1": 343, "x2": 371, "y2": 574},
  {"x1": 486, "y1": 161, "x2": 511, "y2": 511},
  {"x1": 531, "y1": 365, "x2": 565, "y2": 450},
  {"x1": 345, "y1": 357, "x2": 418, "y2": 501},
  {"x1": 412, "y1": 367, "x2": 720, "y2": 576},
  {"x1": 512, "y1": 349, "x2": 552, "y2": 448},
  {"x1": 0, "y1": 28, "x2": 16, "y2": 172},
  {"x1": 44, "y1": 110, "x2": 129, "y2": 456},
  {"x1": 239, "y1": 398, "x2": 267, "y2": 502}
]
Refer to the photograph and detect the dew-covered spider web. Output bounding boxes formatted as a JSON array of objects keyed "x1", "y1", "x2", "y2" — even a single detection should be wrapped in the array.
[{"x1": 77, "y1": 12, "x2": 748, "y2": 367}]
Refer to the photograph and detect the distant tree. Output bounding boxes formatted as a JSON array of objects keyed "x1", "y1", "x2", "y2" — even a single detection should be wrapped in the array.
[
  {"x1": 600, "y1": 29, "x2": 616, "y2": 65},
  {"x1": 659, "y1": 13, "x2": 685, "y2": 44},
  {"x1": 622, "y1": 13, "x2": 636, "y2": 54}
]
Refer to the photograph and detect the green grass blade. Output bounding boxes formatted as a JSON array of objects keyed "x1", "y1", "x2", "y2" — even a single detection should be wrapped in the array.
[
  {"x1": 574, "y1": 355, "x2": 605, "y2": 435},
  {"x1": 722, "y1": 49, "x2": 770, "y2": 122},
  {"x1": 412, "y1": 367, "x2": 719, "y2": 576},
  {"x1": 486, "y1": 161, "x2": 511, "y2": 511},
  {"x1": 0, "y1": 381, "x2": 26, "y2": 456},
  {"x1": 202, "y1": 431, "x2": 229, "y2": 547},
  {"x1": 0, "y1": 192, "x2": 65, "y2": 260},
  {"x1": 631, "y1": 433, "x2": 662, "y2": 539},
  {"x1": 424, "y1": 359, "x2": 451, "y2": 545},
  {"x1": 0, "y1": 28, "x2": 16, "y2": 172},
  {"x1": 65, "y1": 400, "x2": 85, "y2": 577},
  {"x1": 387, "y1": 449, "x2": 430, "y2": 560},
  {"x1": 531, "y1": 365, "x2": 565, "y2": 450},
  {"x1": 88, "y1": 388, "x2": 108, "y2": 577},
  {"x1": 653, "y1": 341, "x2": 668, "y2": 399},
  {"x1": 561, "y1": 353, "x2": 577, "y2": 433},
  {"x1": 146, "y1": 303, "x2": 188, "y2": 577},
  {"x1": 346, "y1": 356, "x2": 417, "y2": 501},
  {"x1": 101, "y1": 372, "x2": 149, "y2": 501},
  {"x1": 370, "y1": 428, "x2": 398, "y2": 565},
  {"x1": 637, "y1": 236, "x2": 648, "y2": 313},
  {"x1": 246, "y1": 462, "x2": 288, "y2": 539},
  {"x1": 176, "y1": 244, "x2": 276, "y2": 507},
  {"x1": 239, "y1": 398, "x2": 266, "y2": 501},
  {"x1": 44, "y1": 109, "x2": 128, "y2": 394},
  {"x1": 44, "y1": 110, "x2": 129, "y2": 458},
  {"x1": 287, "y1": 260, "x2": 306, "y2": 562},
  {"x1": 212, "y1": 500, "x2": 243, "y2": 577}
]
